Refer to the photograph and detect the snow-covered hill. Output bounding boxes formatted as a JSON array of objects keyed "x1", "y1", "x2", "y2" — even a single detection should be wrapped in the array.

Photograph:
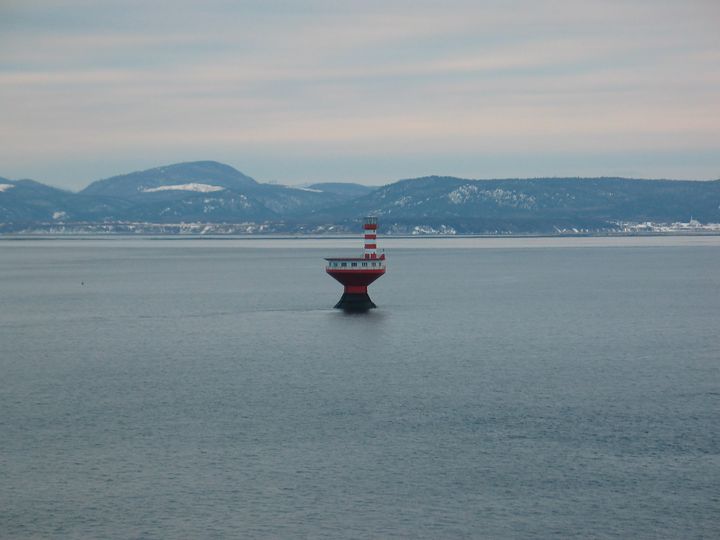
[{"x1": 2, "y1": 165, "x2": 719, "y2": 234}]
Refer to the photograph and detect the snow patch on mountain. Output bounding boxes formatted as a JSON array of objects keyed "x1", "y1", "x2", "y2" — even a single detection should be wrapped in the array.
[
  {"x1": 447, "y1": 184, "x2": 536, "y2": 209},
  {"x1": 141, "y1": 183, "x2": 225, "y2": 193},
  {"x1": 290, "y1": 186, "x2": 323, "y2": 193},
  {"x1": 0, "y1": 184, "x2": 15, "y2": 192},
  {"x1": 393, "y1": 196, "x2": 413, "y2": 207}
]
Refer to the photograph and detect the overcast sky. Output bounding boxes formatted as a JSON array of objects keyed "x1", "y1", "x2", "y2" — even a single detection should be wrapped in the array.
[{"x1": 1, "y1": 0, "x2": 718, "y2": 190}]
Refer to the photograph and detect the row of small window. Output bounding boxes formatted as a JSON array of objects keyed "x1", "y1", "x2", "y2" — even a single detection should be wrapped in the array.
[{"x1": 328, "y1": 261, "x2": 381, "y2": 268}]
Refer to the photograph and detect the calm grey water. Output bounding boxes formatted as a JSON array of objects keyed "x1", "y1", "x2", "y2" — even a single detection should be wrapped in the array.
[{"x1": 1, "y1": 237, "x2": 718, "y2": 539}]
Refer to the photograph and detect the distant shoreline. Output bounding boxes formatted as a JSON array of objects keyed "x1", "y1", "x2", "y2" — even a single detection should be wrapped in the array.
[
  {"x1": 2, "y1": 230, "x2": 720, "y2": 239},
  {"x1": 0, "y1": 224, "x2": 720, "y2": 239},
  {"x1": 2, "y1": 232, "x2": 720, "y2": 238}
]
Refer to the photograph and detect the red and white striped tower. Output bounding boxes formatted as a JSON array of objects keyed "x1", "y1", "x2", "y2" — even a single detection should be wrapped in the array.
[
  {"x1": 325, "y1": 216, "x2": 386, "y2": 310},
  {"x1": 364, "y1": 216, "x2": 378, "y2": 259}
]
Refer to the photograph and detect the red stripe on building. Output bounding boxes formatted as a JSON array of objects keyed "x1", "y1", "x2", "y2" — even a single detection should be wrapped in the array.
[
  {"x1": 364, "y1": 243, "x2": 377, "y2": 249},
  {"x1": 346, "y1": 285, "x2": 368, "y2": 294},
  {"x1": 326, "y1": 269, "x2": 385, "y2": 274}
]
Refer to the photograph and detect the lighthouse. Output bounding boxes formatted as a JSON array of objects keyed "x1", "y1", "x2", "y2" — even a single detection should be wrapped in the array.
[{"x1": 325, "y1": 217, "x2": 386, "y2": 311}]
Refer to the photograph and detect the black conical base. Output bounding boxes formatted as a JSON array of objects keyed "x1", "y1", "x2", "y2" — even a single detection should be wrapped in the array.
[{"x1": 333, "y1": 292, "x2": 377, "y2": 311}]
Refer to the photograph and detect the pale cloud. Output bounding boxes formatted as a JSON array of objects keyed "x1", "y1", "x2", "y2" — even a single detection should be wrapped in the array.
[{"x1": 0, "y1": 0, "x2": 718, "y2": 188}]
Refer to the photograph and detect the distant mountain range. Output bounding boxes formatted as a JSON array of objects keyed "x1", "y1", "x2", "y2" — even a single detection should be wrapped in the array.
[{"x1": 1, "y1": 161, "x2": 719, "y2": 234}]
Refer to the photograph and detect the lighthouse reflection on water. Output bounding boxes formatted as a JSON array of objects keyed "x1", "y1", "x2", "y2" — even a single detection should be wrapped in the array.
[{"x1": 325, "y1": 216, "x2": 386, "y2": 311}]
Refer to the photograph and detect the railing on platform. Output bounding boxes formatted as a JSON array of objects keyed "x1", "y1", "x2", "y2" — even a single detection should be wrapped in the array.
[{"x1": 326, "y1": 260, "x2": 386, "y2": 270}]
